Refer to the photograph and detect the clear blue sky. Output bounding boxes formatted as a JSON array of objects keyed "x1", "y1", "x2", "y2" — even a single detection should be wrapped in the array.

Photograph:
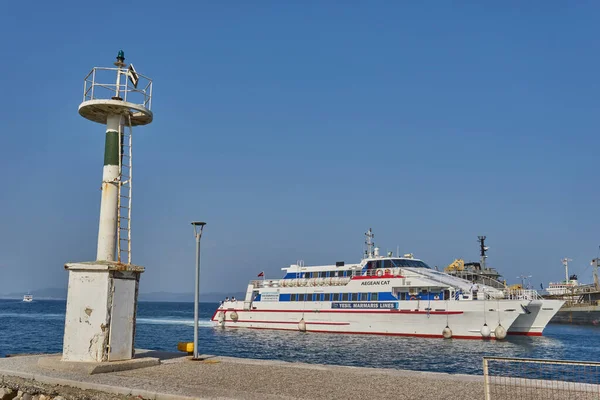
[{"x1": 1, "y1": 1, "x2": 599, "y2": 294}]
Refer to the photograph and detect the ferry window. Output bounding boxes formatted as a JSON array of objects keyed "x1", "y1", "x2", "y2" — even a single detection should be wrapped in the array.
[
  {"x1": 291, "y1": 293, "x2": 297, "y2": 301},
  {"x1": 371, "y1": 293, "x2": 378, "y2": 301},
  {"x1": 298, "y1": 294, "x2": 305, "y2": 302},
  {"x1": 319, "y1": 272, "x2": 327, "y2": 278},
  {"x1": 312, "y1": 294, "x2": 318, "y2": 301},
  {"x1": 333, "y1": 293, "x2": 340, "y2": 301},
  {"x1": 304, "y1": 272, "x2": 310, "y2": 279},
  {"x1": 421, "y1": 289, "x2": 428, "y2": 294},
  {"x1": 383, "y1": 260, "x2": 392, "y2": 269},
  {"x1": 351, "y1": 293, "x2": 358, "y2": 301},
  {"x1": 399, "y1": 293, "x2": 406, "y2": 300},
  {"x1": 342, "y1": 293, "x2": 349, "y2": 301},
  {"x1": 324, "y1": 293, "x2": 331, "y2": 301}
]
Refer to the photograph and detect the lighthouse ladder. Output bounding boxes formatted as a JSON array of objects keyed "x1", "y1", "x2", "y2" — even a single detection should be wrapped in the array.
[{"x1": 117, "y1": 115, "x2": 133, "y2": 265}]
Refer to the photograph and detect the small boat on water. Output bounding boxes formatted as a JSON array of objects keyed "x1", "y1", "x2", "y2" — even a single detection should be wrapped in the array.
[
  {"x1": 212, "y1": 229, "x2": 546, "y2": 340},
  {"x1": 23, "y1": 293, "x2": 33, "y2": 302}
]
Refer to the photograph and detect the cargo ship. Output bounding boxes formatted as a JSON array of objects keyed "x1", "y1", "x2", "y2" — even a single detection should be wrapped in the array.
[
  {"x1": 444, "y1": 236, "x2": 564, "y2": 335},
  {"x1": 545, "y1": 257, "x2": 600, "y2": 325}
]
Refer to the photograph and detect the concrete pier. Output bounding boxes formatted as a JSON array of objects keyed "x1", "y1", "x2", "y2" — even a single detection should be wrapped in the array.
[{"x1": 0, "y1": 351, "x2": 484, "y2": 400}]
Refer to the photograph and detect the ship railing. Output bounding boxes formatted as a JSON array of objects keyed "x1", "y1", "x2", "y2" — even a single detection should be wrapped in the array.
[
  {"x1": 503, "y1": 289, "x2": 541, "y2": 300},
  {"x1": 250, "y1": 279, "x2": 279, "y2": 289},
  {"x1": 250, "y1": 277, "x2": 355, "y2": 288},
  {"x1": 483, "y1": 356, "x2": 600, "y2": 400},
  {"x1": 362, "y1": 268, "x2": 404, "y2": 277}
]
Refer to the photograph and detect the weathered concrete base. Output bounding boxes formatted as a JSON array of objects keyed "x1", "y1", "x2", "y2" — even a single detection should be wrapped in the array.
[
  {"x1": 37, "y1": 356, "x2": 160, "y2": 375},
  {"x1": 62, "y1": 262, "x2": 143, "y2": 363}
]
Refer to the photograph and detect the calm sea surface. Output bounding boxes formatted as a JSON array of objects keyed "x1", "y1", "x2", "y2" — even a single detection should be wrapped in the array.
[{"x1": 1, "y1": 299, "x2": 599, "y2": 375}]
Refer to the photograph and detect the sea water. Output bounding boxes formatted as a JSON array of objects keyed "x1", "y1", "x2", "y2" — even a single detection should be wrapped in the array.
[{"x1": 1, "y1": 299, "x2": 599, "y2": 375}]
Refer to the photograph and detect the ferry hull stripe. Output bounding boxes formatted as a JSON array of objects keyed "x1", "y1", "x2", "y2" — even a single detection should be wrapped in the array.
[
  {"x1": 222, "y1": 320, "x2": 350, "y2": 325},
  {"x1": 211, "y1": 309, "x2": 464, "y2": 320},
  {"x1": 229, "y1": 326, "x2": 498, "y2": 340},
  {"x1": 506, "y1": 331, "x2": 543, "y2": 337},
  {"x1": 351, "y1": 275, "x2": 404, "y2": 280}
]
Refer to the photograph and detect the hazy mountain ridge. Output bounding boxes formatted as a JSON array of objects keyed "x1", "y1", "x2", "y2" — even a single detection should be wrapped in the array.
[{"x1": 0, "y1": 288, "x2": 245, "y2": 302}]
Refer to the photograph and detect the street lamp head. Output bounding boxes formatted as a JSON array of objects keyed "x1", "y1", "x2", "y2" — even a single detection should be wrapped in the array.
[{"x1": 191, "y1": 221, "x2": 207, "y2": 238}]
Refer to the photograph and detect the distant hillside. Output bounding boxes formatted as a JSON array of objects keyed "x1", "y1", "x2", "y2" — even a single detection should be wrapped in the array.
[
  {"x1": 0, "y1": 287, "x2": 67, "y2": 300},
  {"x1": 0, "y1": 288, "x2": 244, "y2": 303},
  {"x1": 138, "y1": 291, "x2": 246, "y2": 302}
]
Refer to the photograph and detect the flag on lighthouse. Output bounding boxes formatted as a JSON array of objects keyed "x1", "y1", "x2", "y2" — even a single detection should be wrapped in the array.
[{"x1": 258, "y1": 271, "x2": 264, "y2": 277}]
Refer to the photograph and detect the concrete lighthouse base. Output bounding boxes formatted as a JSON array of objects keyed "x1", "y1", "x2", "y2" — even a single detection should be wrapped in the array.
[{"x1": 61, "y1": 261, "x2": 144, "y2": 363}]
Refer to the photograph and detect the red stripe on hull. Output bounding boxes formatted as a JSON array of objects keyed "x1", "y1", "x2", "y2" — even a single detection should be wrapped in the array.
[
  {"x1": 229, "y1": 325, "x2": 494, "y2": 340},
  {"x1": 351, "y1": 275, "x2": 404, "y2": 280},
  {"x1": 212, "y1": 308, "x2": 463, "y2": 316},
  {"x1": 222, "y1": 320, "x2": 350, "y2": 326},
  {"x1": 507, "y1": 331, "x2": 543, "y2": 336}
]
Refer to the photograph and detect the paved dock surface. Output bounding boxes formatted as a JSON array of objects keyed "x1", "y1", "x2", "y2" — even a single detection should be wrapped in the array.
[{"x1": 0, "y1": 350, "x2": 484, "y2": 400}]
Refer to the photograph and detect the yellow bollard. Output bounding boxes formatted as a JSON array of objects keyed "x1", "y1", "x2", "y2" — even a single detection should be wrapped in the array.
[{"x1": 177, "y1": 342, "x2": 194, "y2": 354}]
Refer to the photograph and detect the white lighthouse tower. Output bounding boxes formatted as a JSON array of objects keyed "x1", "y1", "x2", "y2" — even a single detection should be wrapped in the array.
[{"x1": 61, "y1": 51, "x2": 153, "y2": 362}]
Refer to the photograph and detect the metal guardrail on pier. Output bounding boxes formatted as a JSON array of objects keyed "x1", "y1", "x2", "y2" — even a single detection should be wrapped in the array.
[{"x1": 483, "y1": 356, "x2": 600, "y2": 400}]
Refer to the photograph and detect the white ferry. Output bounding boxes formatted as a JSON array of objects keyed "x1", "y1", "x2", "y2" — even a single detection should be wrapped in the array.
[
  {"x1": 23, "y1": 293, "x2": 33, "y2": 302},
  {"x1": 212, "y1": 230, "x2": 548, "y2": 339}
]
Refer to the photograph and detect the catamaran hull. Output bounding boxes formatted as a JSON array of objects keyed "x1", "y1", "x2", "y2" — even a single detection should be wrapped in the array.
[
  {"x1": 507, "y1": 299, "x2": 565, "y2": 336},
  {"x1": 211, "y1": 299, "x2": 529, "y2": 339}
]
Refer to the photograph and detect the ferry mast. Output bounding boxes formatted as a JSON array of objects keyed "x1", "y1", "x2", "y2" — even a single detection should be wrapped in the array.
[
  {"x1": 365, "y1": 228, "x2": 375, "y2": 258},
  {"x1": 478, "y1": 235, "x2": 488, "y2": 270}
]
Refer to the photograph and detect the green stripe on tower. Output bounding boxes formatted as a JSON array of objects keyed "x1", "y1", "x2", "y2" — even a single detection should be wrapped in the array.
[{"x1": 104, "y1": 129, "x2": 120, "y2": 166}]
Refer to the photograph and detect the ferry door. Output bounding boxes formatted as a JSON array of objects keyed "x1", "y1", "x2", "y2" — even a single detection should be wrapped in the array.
[{"x1": 246, "y1": 289, "x2": 259, "y2": 310}]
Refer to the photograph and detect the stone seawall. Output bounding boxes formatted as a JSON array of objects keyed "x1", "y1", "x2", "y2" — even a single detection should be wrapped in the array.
[{"x1": 0, "y1": 376, "x2": 139, "y2": 400}]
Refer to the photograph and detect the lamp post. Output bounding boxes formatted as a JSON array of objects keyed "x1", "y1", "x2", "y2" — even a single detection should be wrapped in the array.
[{"x1": 191, "y1": 221, "x2": 206, "y2": 360}]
